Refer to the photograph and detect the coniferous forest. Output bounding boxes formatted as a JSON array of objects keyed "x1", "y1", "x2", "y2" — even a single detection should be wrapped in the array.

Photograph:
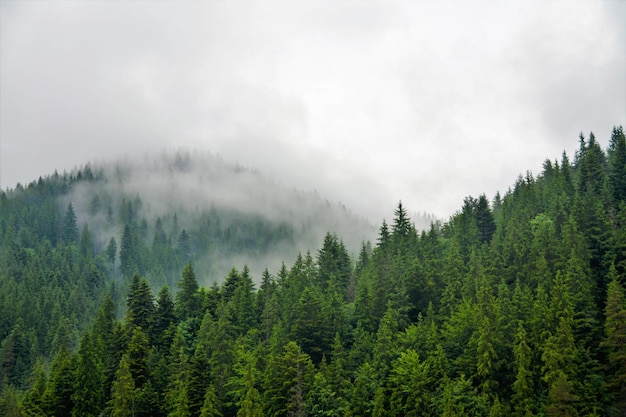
[{"x1": 1, "y1": 127, "x2": 626, "y2": 416}]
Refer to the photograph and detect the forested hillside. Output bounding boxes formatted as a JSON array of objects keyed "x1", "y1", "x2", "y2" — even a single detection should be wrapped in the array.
[{"x1": 1, "y1": 127, "x2": 626, "y2": 416}]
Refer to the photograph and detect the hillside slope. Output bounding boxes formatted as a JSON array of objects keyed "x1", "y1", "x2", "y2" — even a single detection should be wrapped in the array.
[{"x1": 1, "y1": 127, "x2": 625, "y2": 416}]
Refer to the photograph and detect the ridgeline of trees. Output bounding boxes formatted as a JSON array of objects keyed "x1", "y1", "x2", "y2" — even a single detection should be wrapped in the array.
[{"x1": 1, "y1": 127, "x2": 626, "y2": 416}]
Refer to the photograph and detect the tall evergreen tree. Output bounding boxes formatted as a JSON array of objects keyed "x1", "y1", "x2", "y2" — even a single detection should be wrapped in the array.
[
  {"x1": 153, "y1": 286, "x2": 177, "y2": 351},
  {"x1": 71, "y1": 330, "x2": 105, "y2": 417},
  {"x1": 126, "y1": 275, "x2": 155, "y2": 332},
  {"x1": 109, "y1": 354, "x2": 136, "y2": 417},
  {"x1": 511, "y1": 324, "x2": 534, "y2": 417},
  {"x1": 609, "y1": 126, "x2": 626, "y2": 203},
  {"x1": 42, "y1": 345, "x2": 75, "y2": 417},
  {"x1": 62, "y1": 202, "x2": 79, "y2": 244},
  {"x1": 600, "y1": 263, "x2": 626, "y2": 411},
  {"x1": 120, "y1": 224, "x2": 138, "y2": 278},
  {"x1": 176, "y1": 263, "x2": 201, "y2": 321},
  {"x1": 106, "y1": 237, "x2": 117, "y2": 268}
]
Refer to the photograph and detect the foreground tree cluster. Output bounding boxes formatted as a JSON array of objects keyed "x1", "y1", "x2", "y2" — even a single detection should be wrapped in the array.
[{"x1": 1, "y1": 127, "x2": 626, "y2": 416}]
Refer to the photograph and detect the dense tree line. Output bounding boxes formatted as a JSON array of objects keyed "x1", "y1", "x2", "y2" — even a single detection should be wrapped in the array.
[{"x1": 1, "y1": 127, "x2": 626, "y2": 416}]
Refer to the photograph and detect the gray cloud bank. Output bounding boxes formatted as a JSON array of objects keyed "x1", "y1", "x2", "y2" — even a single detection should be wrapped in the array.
[
  {"x1": 1, "y1": 1, "x2": 624, "y2": 221},
  {"x1": 63, "y1": 151, "x2": 378, "y2": 283}
]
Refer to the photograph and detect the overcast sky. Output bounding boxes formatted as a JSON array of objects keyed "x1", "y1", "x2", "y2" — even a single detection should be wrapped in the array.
[{"x1": 1, "y1": 1, "x2": 624, "y2": 221}]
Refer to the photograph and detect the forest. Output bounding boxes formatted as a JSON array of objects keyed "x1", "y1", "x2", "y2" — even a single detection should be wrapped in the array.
[{"x1": 1, "y1": 127, "x2": 626, "y2": 416}]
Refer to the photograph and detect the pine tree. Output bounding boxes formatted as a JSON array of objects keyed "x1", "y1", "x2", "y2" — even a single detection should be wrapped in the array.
[
  {"x1": 19, "y1": 359, "x2": 47, "y2": 416},
  {"x1": 541, "y1": 316, "x2": 579, "y2": 415},
  {"x1": 511, "y1": 324, "x2": 534, "y2": 417},
  {"x1": 391, "y1": 201, "x2": 412, "y2": 245},
  {"x1": 263, "y1": 341, "x2": 312, "y2": 417},
  {"x1": 306, "y1": 371, "x2": 343, "y2": 417},
  {"x1": 106, "y1": 237, "x2": 117, "y2": 268},
  {"x1": 120, "y1": 224, "x2": 138, "y2": 278},
  {"x1": 199, "y1": 384, "x2": 222, "y2": 417},
  {"x1": 290, "y1": 287, "x2": 332, "y2": 364},
  {"x1": 126, "y1": 274, "x2": 155, "y2": 332},
  {"x1": 231, "y1": 265, "x2": 256, "y2": 333},
  {"x1": 208, "y1": 302, "x2": 236, "y2": 401},
  {"x1": 609, "y1": 126, "x2": 626, "y2": 203},
  {"x1": 153, "y1": 285, "x2": 177, "y2": 351},
  {"x1": 176, "y1": 263, "x2": 201, "y2": 321},
  {"x1": 600, "y1": 263, "x2": 626, "y2": 410},
  {"x1": 475, "y1": 194, "x2": 496, "y2": 244},
  {"x1": 109, "y1": 354, "x2": 136, "y2": 417},
  {"x1": 71, "y1": 330, "x2": 105, "y2": 417},
  {"x1": 165, "y1": 327, "x2": 191, "y2": 417},
  {"x1": 229, "y1": 346, "x2": 263, "y2": 417},
  {"x1": 188, "y1": 311, "x2": 214, "y2": 415},
  {"x1": 42, "y1": 345, "x2": 75, "y2": 417},
  {"x1": 388, "y1": 349, "x2": 431, "y2": 416},
  {"x1": 222, "y1": 267, "x2": 241, "y2": 303},
  {"x1": 126, "y1": 327, "x2": 151, "y2": 391},
  {"x1": 317, "y1": 232, "x2": 351, "y2": 293},
  {"x1": 62, "y1": 202, "x2": 79, "y2": 244}
]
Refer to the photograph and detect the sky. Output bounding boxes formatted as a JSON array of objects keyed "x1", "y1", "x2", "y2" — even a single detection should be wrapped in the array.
[{"x1": 1, "y1": 0, "x2": 625, "y2": 222}]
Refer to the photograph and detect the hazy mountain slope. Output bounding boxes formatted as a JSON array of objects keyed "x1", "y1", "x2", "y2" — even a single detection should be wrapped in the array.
[
  {"x1": 60, "y1": 150, "x2": 377, "y2": 286},
  {"x1": 2, "y1": 127, "x2": 626, "y2": 416}
]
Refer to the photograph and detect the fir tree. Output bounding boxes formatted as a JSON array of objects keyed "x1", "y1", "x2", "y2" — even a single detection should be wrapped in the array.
[
  {"x1": 62, "y1": 202, "x2": 79, "y2": 244},
  {"x1": 600, "y1": 263, "x2": 626, "y2": 410},
  {"x1": 176, "y1": 263, "x2": 201, "y2": 321},
  {"x1": 109, "y1": 355, "x2": 135, "y2": 417}
]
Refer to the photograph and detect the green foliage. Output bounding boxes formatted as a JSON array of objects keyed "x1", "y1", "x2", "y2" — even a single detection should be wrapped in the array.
[
  {"x1": 109, "y1": 354, "x2": 136, "y2": 417},
  {"x1": 2, "y1": 128, "x2": 626, "y2": 415},
  {"x1": 176, "y1": 263, "x2": 201, "y2": 321},
  {"x1": 62, "y1": 202, "x2": 79, "y2": 244},
  {"x1": 600, "y1": 263, "x2": 626, "y2": 408},
  {"x1": 126, "y1": 275, "x2": 155, "y2": 332},
  {"x1": 388, "y1": 349, "x2": 431, "y2": 416}
]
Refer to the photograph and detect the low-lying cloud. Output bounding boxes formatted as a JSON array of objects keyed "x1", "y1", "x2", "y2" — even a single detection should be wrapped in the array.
[{"x1": 1, "y1": 1, "x2": 624, "y2": 222}]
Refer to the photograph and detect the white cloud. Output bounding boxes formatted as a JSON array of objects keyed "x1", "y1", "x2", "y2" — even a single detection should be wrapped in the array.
[{"x1": 1, "y1": 0, "x2": 624, "y2": 221}]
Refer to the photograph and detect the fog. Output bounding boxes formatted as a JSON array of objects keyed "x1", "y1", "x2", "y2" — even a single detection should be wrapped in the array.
[
  {"x1": 1, "y1": 1, "x2": 625, "y2": 222},
  {"x1": 61, "y1": 151, "x2": 384, "y2": 284}
]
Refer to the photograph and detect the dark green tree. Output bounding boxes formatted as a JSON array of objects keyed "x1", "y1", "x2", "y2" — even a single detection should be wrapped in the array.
[
  {"x1": 176, "y1": 263, "x2": 201, "y2": 321},
  {"x1": 511, "y1": 323, "x2": 534, "y2": 417},
  {"x1": 153, "y1": 286, "x2": 177, "y2": 351},
  {"x1": 388, "y1": 349, "x2": 431, "y2": 417},
  {"x1": 120, "y1": 224, "x2": 138, "y2": 278},
  {"x1": 71, "y1": 329, "x2": 105, "y2": 417},
  {"x1": 600, "y1": 263, "x2": 626, "y2": 411},
  {"x1": 126, "y1": 275, "x2": 155, "y2": 332},
  {"x1": 263, "y1": 341, "x2": 313, "y2": 417},
  {"x1": 62, "y1": 202, "x2": 79, "y2": 244},
  {"x1": 474, "y1": 194, "x2": 496, "y2": 244},
  {"x1": 230, "y1": 266, "x2": 256, "y2": 334},
  {"x1": 317, "y1": 232, "x2": 351, "y2": 293},
  {"x1": 609, "y1": 126, "x2": 626, "y2": 203},
  {"x1": 42, "y1": 345, "x2": 75, "y2": 417},
  {"x1": 290, "y1": 287, "x2": 332, "y2": 364},
  {"x1": 107, "y1": 237, "x2": 117, "y2": 268},
  {"x1": 108, "y1": 354, "x2": 136, "y2": 417}
]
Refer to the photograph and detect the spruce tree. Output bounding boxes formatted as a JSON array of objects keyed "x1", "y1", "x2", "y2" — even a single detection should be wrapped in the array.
[
  {"x1": 609, "y1": 126, "x2": 626, "y2": 203},
  {"x1": 512, "y1": 324, "x2": 534, "y2": 416},
  {"x1": 176, "y1": 263, "x2": 201, "y2": 321},
  {"x1": 106, "y1": 237, "x2": 117, "y2": 268},
  {"x1": 600, "y1": 263, "x2": 626, "y2": 410},
  {"x1": 109, "y1": 355, "x2": 135, "y2": 417},
  {"x1": 71, "y1": 330, "x2": 105, "y2": 417},
  {"x1": 126, "y1": 275, "x2": 155, "y2": 332},
  {"x1": 62, "y1": 202, "x2": 79, "y2": 244}
]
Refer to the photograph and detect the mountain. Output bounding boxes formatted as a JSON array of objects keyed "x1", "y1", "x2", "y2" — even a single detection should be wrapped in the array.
[
  {"x1": 9, "y1": 150, "x2": 377, "y2": 288},
  {"x1": 1, "y1": 127, "x2": 626, "y2": 416}
]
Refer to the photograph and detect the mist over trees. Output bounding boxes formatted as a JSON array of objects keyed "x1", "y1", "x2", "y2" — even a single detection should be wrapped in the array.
[
  {"x1": 38, "y1": 151, "x2": 378, "y2": 287},
  {"x1": 1, "y1": 127, "x2": 626, "y2": 416}
]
